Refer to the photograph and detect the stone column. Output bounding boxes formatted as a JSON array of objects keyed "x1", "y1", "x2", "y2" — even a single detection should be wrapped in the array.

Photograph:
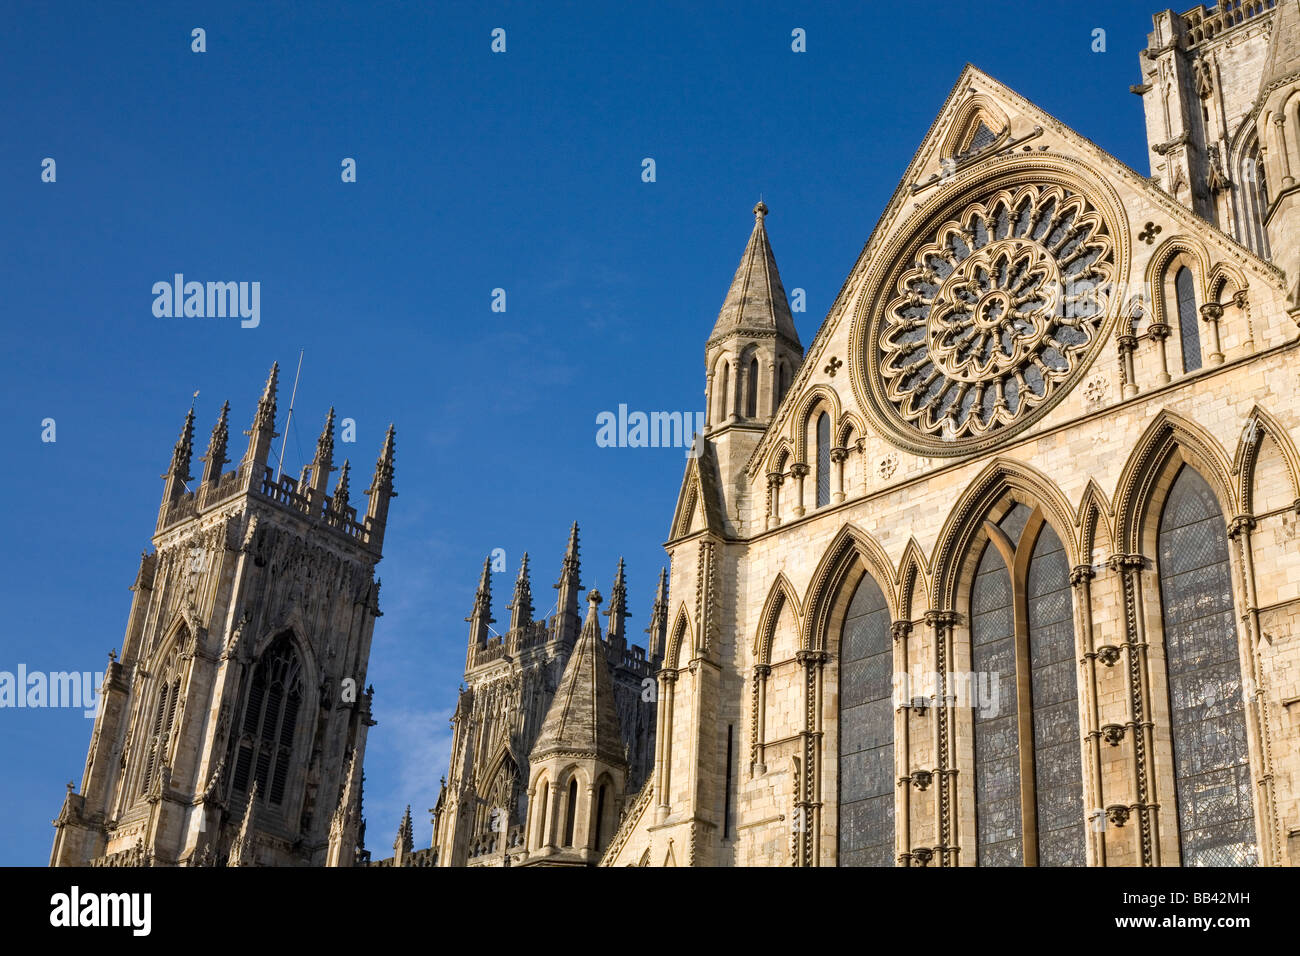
[
  {"x1": 923, "y1": 610, "x2": 959, "y2": 866},
  {"x1": 655, "y1": 669, "x2": 677, "y2": 824},
  {"x1": 1199, "y1": 302, "x2": 1225, "y2": 365},
  {"x1": 1148, "y1": 323, "x2": 1171, "y2": 384},
  {"x1": 751, "y1": 664, "x2": 770, "y2": 775},
  {"x1": 830, "y1": 447, "x2": 848, "y2": 504},
  {"x1": 789, "y1": 464, "x2": 809, "y2": 518},
  {"x1": 1118, "y1": 333, "x2": 1138, "y2": 398},
  {"x1": 794, "y1": 649, "x2": 828, "y2": 866},
  {"x1": 1109, "y1": 553, "x2": 1157, "y2": 866},
  {"x1": 891, "y1": 620, "x2": 913, "y2": 866},
  {"x1": 766, "y1": 472, "x2": 784, "y2": 530},
  {"x1": 1071, "y1": 564, "x2": 1106, "y2": 866},
  {"x1": 1227, "y1": 514, "x2": 1278, "y2": 866}
]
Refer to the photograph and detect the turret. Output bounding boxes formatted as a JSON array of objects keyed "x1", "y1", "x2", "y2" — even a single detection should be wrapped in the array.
[
  {"x1": 551, "y1": 522, "x2": 582, "y2": 644},
  {"x1": 646, "y1": 566, "x2": 668, "y2": 665},
  {"x1": 605, "y1": 558, "x2": 629, "y2": 651},
  {"x1": 364, "y1": 424, "x2": 397, "y2": 550},
  {"x1": 305, "y1": 407, "x2": 337, "y2": 507},
  {"x1": 465, "y1": 557, "x2": 494, "y2": 655},
  {"x1": 156, "y1": 406, "x2": 195, "y2": 531},
  {"x1": 241, "y1": 362, "x2": 279, "y2": 482},
  {"x1": 198, "y1": 400, "x2": 229, "y2": 487},
  {"x1": 507, "y1": 552, "x2": 534, "y2": 632}
]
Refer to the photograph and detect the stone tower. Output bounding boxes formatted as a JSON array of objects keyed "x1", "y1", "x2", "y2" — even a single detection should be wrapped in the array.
[
  {"x1": 521, "y1": 590, "x2": 629, "y2": 865},
  {"x1": 1136, "y1": 0, "x2": 1299, "y2": 303},
  {"x1": 704, "y1": 202, "x2": 805, "y2": 516},
  {"x1": 50, "y1": 364, "x2": 397, "y2": 867},
  {"x1": 427, "y1": 525, "x2": 659, "y2": 867}
]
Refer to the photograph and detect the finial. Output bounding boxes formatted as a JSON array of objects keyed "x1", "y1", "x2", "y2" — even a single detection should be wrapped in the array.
[
  {"x1": 754, "y1": 200, "x2": 768, "y2": 220},
  {"x1": 587, "y1": 588, "x2": 603, "y2": 606}
]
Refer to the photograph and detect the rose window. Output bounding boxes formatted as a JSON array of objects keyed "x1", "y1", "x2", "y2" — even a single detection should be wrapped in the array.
[{"x1": 872, "y1": 183, "x2": 1115, "y2": 447}]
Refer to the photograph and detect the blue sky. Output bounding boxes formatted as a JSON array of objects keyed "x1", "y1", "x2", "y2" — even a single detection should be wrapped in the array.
[{"x1": 0, "y1": 1, "x2": 1154, "y2": 864}]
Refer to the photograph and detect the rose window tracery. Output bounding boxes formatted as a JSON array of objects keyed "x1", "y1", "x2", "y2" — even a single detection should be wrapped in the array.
[{"x1": 872, "y1": 183, "x2": 1115, "y2": 448}]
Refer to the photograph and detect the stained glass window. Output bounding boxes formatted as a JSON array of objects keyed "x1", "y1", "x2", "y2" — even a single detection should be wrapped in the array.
[
  {"x1": 1027, "y1": 524, "x2": 1086, "y2": 865},
  {"x1": 816, "y1": 413, "x2": 831, "y2": 508},
  {"x1": 231, "y1": 634, "x2": 303, "y2": 806},
  {"x1": 1175, "y1": 267, "x2": 1202, "y2": 373},
  {"x1": 838, "y1": 574, "x2": 895, "y2": 866},
  {"x1": 1157, "y1": 466, "x2": 1257, "y2": 866},
  {"x1": 971, "y1": 535, "x2": 1021, "y2": 866},
  {"x1": 746, "y1": 357, "x2": 759, "y2": 418}
]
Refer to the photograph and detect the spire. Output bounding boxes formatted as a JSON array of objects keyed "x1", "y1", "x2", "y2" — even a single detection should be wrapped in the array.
[
  {"x1": 507, "y1": 552, "x2": 534, "y2": 632},
  {"x1": 531, "y1": 590, "x2": 627, "y2": 768},
  {"x1": 167, "y1": 406, "x2": 196, "y2": 483},
  {"x1": 646, "y1": 566, "x2": 669, "y2": 665},
  {"x1": 199, "y1": 400, "x2": 229, "y2": 485},
  {"x1": 227, "y1": 780, "x2": 259, "y2": 867},
  {"x1": 326, "y1": 747, "x2": 364, "y2": 867},
  {"x1": 1260, "y1": 0, "x2": 1300, "y2": 99},
  {"x1": 308, "y1": 407, "x2": 336, "y2": 500},
  {"x1": 242, "y1": 362, "x2": 279, "y2": 473},
  {"x1": 364, "y1": 424, "x2": 397, "y2": 549},
  {"x1": 552, "y1": 522, "x2": 583, "y2": 643},
  {"x1": 394, "y1": 805, "x2": 414, "y2": 865},
  {"x1": 331, "y1": 459, "x2": 351, "y2": 515},
  {"x1": 605, "y1": 557, "x2": 629, "y2": 650},
  {"x1": 466, "y1": 556, "x2": 494, "y2": 647},
  {"x1": 708, "y1": 201, "x2": 801, "y2": 349}
]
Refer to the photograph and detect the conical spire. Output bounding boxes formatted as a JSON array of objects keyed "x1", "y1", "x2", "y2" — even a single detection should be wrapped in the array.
[
  {"x1": 394, "y1": 805, "x2": 414, "y2": 864},
  {"x1": 466, "y1": 556, "x2": 494, "y2": 647},
  {"x1": 228, "y1": 780, "x2": 259, "y2": 867},
  {"x1": 308, "y1": 407, "x2": 337, "y2": 499},
  {"x1": 708, "y1": 202, "x2": 801, "y2": 348},
  {"x1": 531, "y1": 590, "x2": 627, "y2": 767},
  {"x1": 331, "y1": 459, "x2": 351, "y2": 514},
  {"x1": 507, "y1": 552, "x2": 534, "y2": 632},
  {"x1": 646, "y1": 566, "x2": 669, "y2": 664},
  {"x1": 605, "y1": 557, "x2": 629, "y2": 650},
  {"x1": 1260, "y1": 0, "x2": 1300, "y2": 98},
  {"x1": 242, "y1": 362, "x2": 280, "y2": 472},
  {"x1": 364, "y1": 424, "x2": 397, "y2": 549},
  {"x1": 167, "y1": 406, "x2": 196, "y2": 482},
  {"x1": 552, "y1": 522, "x2": 583, "y2": 643},
  {"x1": 199, "y1": 400, "x2": 230, "y2": 485}
]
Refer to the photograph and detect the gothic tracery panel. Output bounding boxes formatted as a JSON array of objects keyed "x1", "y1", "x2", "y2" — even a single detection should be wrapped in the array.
[{"x1": 837, "y1": 573, "x2": 894, "y2": 866}]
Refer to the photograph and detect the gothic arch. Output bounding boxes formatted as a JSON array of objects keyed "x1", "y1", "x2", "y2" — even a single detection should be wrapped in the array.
[
  {"x1": 896, "y1": 537, "x2": 931, "y2": 622},
  {"x1": 940, "y1": 93, "x2": 1010, "y2": 160},
  {"x1": 1207, "y1": 261, "x2": 1248, "y2": 304},
  {"x1": 931, "y1": 458, "x2": 1078, "y2": 610},
  {"x1": 665, "y1": 605, "x2": 694, "y2": 669},
  {"x1": 767, "y1": 438, "x2": 793, "y2": 477},
  {"x1": 1076, "y1": 479, "x2": 1115, "y2": 564},
  {"x1": 1144, "y1": 236, "x2": 1212, "y2": 340},
  {"x1": 1113, "y1": 410, "x2": 1236, "y2": 554},
  {"x1": 836, "y1": 411, "x2": 865, "y2": 448},
  {"x1": 793, "y1": 385, "x2": 842, "y2": 462},
  {"x1": 754, "y1": 572, "x2": 803, "y2": 663},
  {"x1": 804, "y1": 524, "x2": 897, "y2": 652},
  {"x1": 1232, "y1": 405, "x2": 1300, "y2": 515}
]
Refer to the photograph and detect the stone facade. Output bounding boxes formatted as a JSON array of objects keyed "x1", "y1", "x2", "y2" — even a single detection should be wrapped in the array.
[
  {"x1": 602, "y1": 2, "x2": 1300, "y2": 866},
  {"x1": 50, "y1": 365, "x2": 396, "y2": 867}
]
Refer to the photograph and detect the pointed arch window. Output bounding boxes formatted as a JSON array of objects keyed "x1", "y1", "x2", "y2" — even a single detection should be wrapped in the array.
[
  {"x1": 563, "y1": 778, "x2": 579, "y2": 847},
  {"x1": 778, "y1": 363, "x2": 789, "y2": 409},
  {"x1": 816, "y1": 412, "x2": 831, "y2": 508},
  {"x1": 746, "y1": 356, "x2": 759, "y2": 418},
  {"x1": 971, "y1": 504, "x2": 1085, "y2": 866},
  {"x1": 141, "y1": 659, "x2": 181, "y2": 795},
  {"x1": 716, "y1": 362, "x2": 730, "y2": 425},
  {"x1": 1242, "y1": 139, "x2": 1271, "y2": 257},
  {"x1": 1175, "y1": 266, "x2": 1202, "y2": 373},
  {"x1": 1156, "y1": 466, "x2": 1256, "y2": 866},
  {"x1": 230, "y1": 634, "x2": 303, "y2": 808},
  {"x1": 837, "y1": 573, "x2": 895, "y2": 866}
]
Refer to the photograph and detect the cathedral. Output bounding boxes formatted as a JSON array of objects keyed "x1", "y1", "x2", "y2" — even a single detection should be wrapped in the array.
[{"x1": 53, "y1": 0, "x2": 1300, "y2": 867}]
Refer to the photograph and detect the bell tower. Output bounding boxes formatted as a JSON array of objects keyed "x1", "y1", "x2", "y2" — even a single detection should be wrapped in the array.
[{"x1": 51, "y1": 364, "x2": 397, "y2": 867}]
